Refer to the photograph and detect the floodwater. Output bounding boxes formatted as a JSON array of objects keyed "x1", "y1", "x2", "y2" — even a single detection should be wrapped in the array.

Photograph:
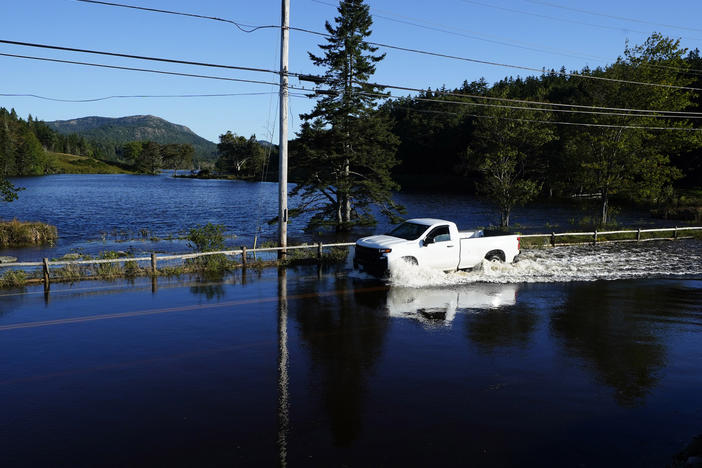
[
  {"x1": 1, "y1": 241, "x2": 701, "y2": 466},
  {"x1": 0, "y1": 173, "x2": 670, "y2": 262}
]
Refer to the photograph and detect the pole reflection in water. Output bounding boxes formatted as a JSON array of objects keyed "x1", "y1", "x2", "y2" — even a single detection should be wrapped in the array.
[{"x1": 277, "y1": 268, "x2": 289, "y2": 468}]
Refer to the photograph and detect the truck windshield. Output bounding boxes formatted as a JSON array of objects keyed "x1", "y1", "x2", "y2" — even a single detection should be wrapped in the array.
[{"x1": 385, "y1": 222, "x2": 429, "y2": 240}]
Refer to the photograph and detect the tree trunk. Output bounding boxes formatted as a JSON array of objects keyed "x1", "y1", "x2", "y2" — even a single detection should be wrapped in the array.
[
  {"x1": 501, "y1": 209, "x2": 510, "y2": 228},
  {"x1": 600, "y1": 189, "x2": 609, "y2": 226},
  {"x1": 343, "y1": 159, "x2": 351, "y2": 225}
]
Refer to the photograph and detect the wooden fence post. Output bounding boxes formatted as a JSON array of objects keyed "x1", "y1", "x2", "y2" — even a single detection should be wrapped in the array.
[
  {"x1": 42, "y1": 258, "x2": 50, "y2": 288},
  {"x1": 241, "y1": 246, "x2": 247, "y2": 267},
  {"x1": 674, "y1": 226, "x2": 678, "y2": 240},
  {"x1": 151, "y1": 253, "x2": 157, "y2": 274},
  {"x1": 637, "y1": 228, "x2": 641, "y2": 242},
  {"x1": 593, "y1": 229, "x2": 598, "y2": 244},
  {"x1": 550, "y1": 232, "x2": 556, "y2": 247},
  {"x1": 317, "y1": 242, "x2": 323, "y2": 261}
]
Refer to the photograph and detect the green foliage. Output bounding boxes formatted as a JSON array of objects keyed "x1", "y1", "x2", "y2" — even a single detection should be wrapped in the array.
[
  {"x1": 465, "y1": 89, "x2": 556, "y2": 227},
  {"x1": 47, "y1": 152, "x2": 131, "y2": 174},
  {"x1": 0, "y1": 269, "x2": 27, "y2": 288},
  {"x1": 187, "y1": 223, "x2": 226, "y2": 252},
  {"x1": 215, "y1": 132, "x2": 267, "y2": 178},
  {"x1": 186, "y1": 223, "x2": 232, "y2": 271},
  {"x1": 382, "y1": 33, "x2": 701, "y2": 223},
  {"x1": 292, "y1": 0, "x2": 403, "y2": 232},
  {"x1": 47, "y1": 115, "x2": 217, "y2": 162}
]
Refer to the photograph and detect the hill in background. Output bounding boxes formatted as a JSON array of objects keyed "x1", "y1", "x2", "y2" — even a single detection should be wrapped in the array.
[{"x1": 47, "y1": 115, "x2": 218, "y2": 162}]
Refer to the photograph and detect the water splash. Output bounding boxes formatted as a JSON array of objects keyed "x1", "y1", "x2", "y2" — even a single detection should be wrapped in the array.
[{"x1": 388, "y1": 240, "x2": 702, "y2": 287}]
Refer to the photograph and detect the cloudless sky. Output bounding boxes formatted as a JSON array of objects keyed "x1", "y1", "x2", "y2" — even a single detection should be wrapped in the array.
[{"x1": 1, "y1": 0, "x2": 701, "y2": 143}]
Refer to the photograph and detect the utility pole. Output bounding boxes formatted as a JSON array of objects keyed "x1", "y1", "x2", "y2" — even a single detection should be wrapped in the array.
[{"x1": 278, "y1": 0, "x2": 290, "y2": 259}]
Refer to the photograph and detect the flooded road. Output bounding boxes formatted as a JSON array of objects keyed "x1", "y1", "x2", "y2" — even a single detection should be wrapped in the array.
[{"x1": 1, "y1": 242, "x2": 701, "y2": 466}]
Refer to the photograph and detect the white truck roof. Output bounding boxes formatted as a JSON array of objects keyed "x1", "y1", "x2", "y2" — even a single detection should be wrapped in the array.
[{"x1": 406, "y1": 218, "x2": 452, "y2": 226}]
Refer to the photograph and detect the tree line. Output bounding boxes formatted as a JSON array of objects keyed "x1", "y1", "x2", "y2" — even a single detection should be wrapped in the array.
[
  {"x1": 382, "y1": 35, "x2": 702, "y2": 226},
  {"x1": 285, "y1": 0, "x2": 702, "y2": 230},
  {"x1": 121, "y1": 141, "x2": 194, "y2": 175},
  {"x1": 0, "y1": 107, "x2": 108, "y2": 200}
]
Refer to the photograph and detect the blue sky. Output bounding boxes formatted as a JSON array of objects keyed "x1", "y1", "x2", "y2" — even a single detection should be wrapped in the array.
[{"x1": 1, "y1": 0, "x2": 701, "y2": 143}]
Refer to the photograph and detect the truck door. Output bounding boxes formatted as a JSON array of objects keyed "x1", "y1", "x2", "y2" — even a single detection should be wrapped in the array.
[{"x1": 420, "y1": 225, "x2": 458, "y2": 271}]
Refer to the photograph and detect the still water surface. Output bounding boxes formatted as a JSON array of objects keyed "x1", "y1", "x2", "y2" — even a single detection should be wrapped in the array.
[
  {"x1": 1, "y1": 243, "x2": 701, "y2": 466},
  {"x1": 1, "y1": 174, "x2": 700, "y2": 466},
  {"x1": 0, "y1": 173, "x2": 668, "y2": 261}
]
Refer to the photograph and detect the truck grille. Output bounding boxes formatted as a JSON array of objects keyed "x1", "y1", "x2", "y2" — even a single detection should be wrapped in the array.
[{"x1": 354, "y1": 244, "x2": 380, "y2": 263}]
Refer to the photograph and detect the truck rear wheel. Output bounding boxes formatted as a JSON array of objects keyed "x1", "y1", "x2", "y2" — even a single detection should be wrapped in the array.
[{"x1": 485, "y1": 251, "x2": 505, "y2": 262}]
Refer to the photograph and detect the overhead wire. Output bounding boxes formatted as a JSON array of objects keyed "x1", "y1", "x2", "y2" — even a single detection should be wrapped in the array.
[
  {"x1": 358, "y1": 90, "x2": 702, "y2": 119},
  {"x1": 76, "y1": 0, "x2": 277, "y2": 33},
  {"x1": 389, "y1": 104, "x2": 702, "y2": 132},
  {"x1": 71, "y1": 0, "x2": 702, "y2": 86},
  {"x1": 0, "y1": 39, "x2": 284, "y2": 77},
  {"x1": 0, "y1": 52, "x2": 285, "y2": 87},
  {"x1": 4, "y1": 51, "x2": 702, "y2": 121},
  {"x1": 525, "y1": 0, "x2": 702, "y2": 33},
  {"x1": 0, "y1": 92, "x2": 278, "y2": 102}
]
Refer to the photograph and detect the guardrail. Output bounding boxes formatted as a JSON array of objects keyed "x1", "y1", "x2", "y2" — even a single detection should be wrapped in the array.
[
  {"x1": 0, "y1": 225, "x2": 700, "y2": 288},
  {"x1": 520, "y1": 226, "x2": 702, "y2": 246}
]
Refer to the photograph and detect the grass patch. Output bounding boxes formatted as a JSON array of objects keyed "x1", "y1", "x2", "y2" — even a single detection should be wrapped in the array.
[
  {"x1": 0, "y1": 219, "x2": 58, "y2": 248},
  {"x1": 0, "y1": 270, "x2": 27, "y2": 288},
  {"x1": 48, "y1": 152, "x2": 133, "y2": 175}
]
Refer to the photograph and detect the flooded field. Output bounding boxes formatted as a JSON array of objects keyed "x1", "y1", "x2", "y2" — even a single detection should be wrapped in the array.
[{"x1": 1, "y1": 241, "x2": 701, "y2": 466}]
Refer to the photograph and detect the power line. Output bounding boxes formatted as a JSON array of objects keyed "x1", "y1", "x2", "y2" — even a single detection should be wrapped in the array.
[
  {"x1": 359, "y1": 91, "x2": 702, "y2": 120},
  {"x1": 352, "y1": 79, "x2": 702, "y2": 116},
  {"x1": 392, "y1": 104, "x2": 702, "y2": 132},
  {"x1": 313, "y1": 0, "x2": 702, "y2": 74},
  {"x1": 2, "y1": 52, "x2": 698, "y2": 131},
  {"x1": 526, "y1": 0, "x2": 702, "y2": 33},
  {"x1": 0, "y1": 92, "x2": 278, "y2": 103},
  {"x1": 76, "y1": 0, "x2": 277, "y2": 33},
  {"x1": 4, "y1": 50, "x2": 701, "y2": 119},
  {"x1": 0, "y1": 52, "x2": 285, "y2": 87},
  {"x1": 7, "y1": 35, "x2": 700, "y2": 94},
  {"x1": 74, "y1": 0, "x2": 702, "y2": 87},
  {"x1": 460, "y1": 0, "x2": 652, "y2": 36},
  {"x1": 0, "y1": 39, "x2": 284, "y2": 77}
]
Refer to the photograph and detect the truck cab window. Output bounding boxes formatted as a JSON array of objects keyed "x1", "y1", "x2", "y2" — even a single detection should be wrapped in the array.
[{"x1": 426, "y1": 225, "x2": 450, "y2": 243}]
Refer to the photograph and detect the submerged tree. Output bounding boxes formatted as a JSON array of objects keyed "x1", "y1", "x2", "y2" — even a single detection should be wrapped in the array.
[
  {"x1": 466, "y1": 90, "x2": 556, "y2": 228},
  {"x1": 215, "y1": 132, "x2": 266, "y2": 178},
  {"x1": 567, "y1": 34, "x2": 700, "y2": 225},
  {"x1": 293, "y1": 0, "x2": 402, "y2": 232}
]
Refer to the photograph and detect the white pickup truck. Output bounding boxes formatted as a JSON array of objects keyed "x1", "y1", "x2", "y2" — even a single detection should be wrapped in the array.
[{"x1": 353, "y1": 218, "x2": 520, "y2": 276}]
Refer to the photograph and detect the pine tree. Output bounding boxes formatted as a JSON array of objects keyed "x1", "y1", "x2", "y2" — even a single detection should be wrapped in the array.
[{"x1": 293, "y1": 0, "x2": 402, "y2": 232}]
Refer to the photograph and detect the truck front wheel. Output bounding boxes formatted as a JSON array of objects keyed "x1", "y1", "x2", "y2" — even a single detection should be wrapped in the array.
[{"x1": 401, "y1": 256, "x2": 418, "y2": 266}]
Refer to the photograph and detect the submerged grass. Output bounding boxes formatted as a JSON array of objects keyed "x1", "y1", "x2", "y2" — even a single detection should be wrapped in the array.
[
  {"x1": 0, "y1": 219, "x2": 58, "y2": 248},
  {"x1": 0, "y1": 229, "x2": 699, "y2": 288},
  {"x1": 0, "y1": 270, "x2": 27, "y2": 288}
]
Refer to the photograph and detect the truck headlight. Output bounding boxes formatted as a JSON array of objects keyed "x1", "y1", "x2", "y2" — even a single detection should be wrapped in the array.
[{"x1": 379, "y1": 248, "x2": 392, "y2": 254}]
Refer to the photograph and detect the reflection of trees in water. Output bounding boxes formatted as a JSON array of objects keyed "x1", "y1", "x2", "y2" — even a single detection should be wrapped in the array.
[
  {"x1": 465, "y1": 303, "x2": 537, "y2": 353},
  {"x1": 290, "y1": 278, "x2": 389, "y2": 446},
  {"x1": 189, "y1": 273, "x2": 227, "y2": 300},
  {"x1": 551, "y1": 283, "x2": 667, "y2": 407}
]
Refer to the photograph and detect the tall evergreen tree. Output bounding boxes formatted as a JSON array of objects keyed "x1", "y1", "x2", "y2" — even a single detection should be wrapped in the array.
[{"x1": 293, "y1": 0, "x2": 401, "y2": 232}]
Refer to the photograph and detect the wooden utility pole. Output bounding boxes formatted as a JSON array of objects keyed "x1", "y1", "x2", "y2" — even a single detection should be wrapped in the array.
[{"x1": 278, "y1": 0, "x2": 290, "y2": 259}]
